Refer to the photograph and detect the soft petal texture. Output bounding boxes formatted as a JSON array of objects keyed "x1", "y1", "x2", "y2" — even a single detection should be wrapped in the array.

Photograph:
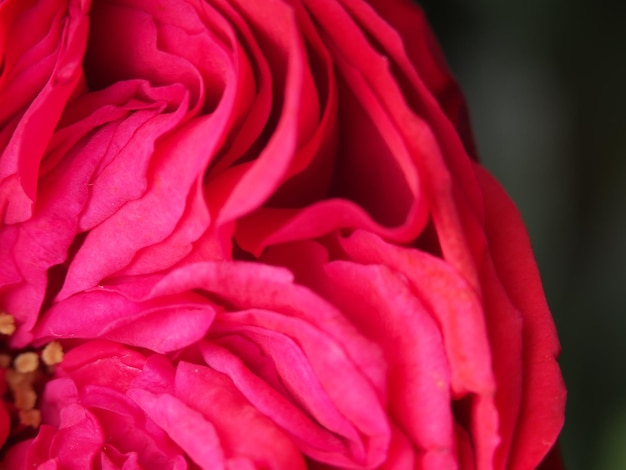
[
  {"x1": 0, "y1": 0, "x2": 89, "y2": 224},
  {"x1": 235, "y1": 0, "x2": 433, "y2": 254},
  {"x1": 34, "y1": 288, "x2": 215, "y2": 353},
  {"x1": 112, "y1": 261, "x2": 391, "y2": 467},
  {"x1": 330, "y1": 233, "x2": 499, "y2": 466},
  {"x1": 312, "y1": 260, "x2": 457, "y2": 467},
  {"x1": 7, "y1": 342, "x2": 190, "y2": 469},
  {"x1": 10, "y1": 339, "x2": 335, "y2": 468},
  {"x1": 0, "y1": 0, "x2": 565, "y2": 467},
  {"x1": 128, "y1": 355, "x2": 308, "y2": 469},
  {"x1": 0, "y1": 80, "x2": 191, "y2": 345},
  {"x1": 473, "y1": 165, "x2": 565, "y2": 468}
]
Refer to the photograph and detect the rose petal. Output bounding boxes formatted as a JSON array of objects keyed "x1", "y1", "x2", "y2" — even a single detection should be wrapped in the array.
[
  {"x1": 34, "y1": 290, "x2": 215, "y2": 353},
  {"x1": 47, "y1": 404, "x2": 105, "y2": 469},
  {"x1": 353, "y1": 0, "x2": 478, "y2": 160},
  {"x1": 110, "y1": 261, "x2": 388, "y2": 399},
  {"x1": 336, "y1": 230, "x2": 499, "y2": 468},
  {"x1": 212, "y1": 309, "x2": 390, "y2": 465},
  {"x1": 0, "y1": 80, "x2": 190, "y2": 346},
  {"x1": 58, "y1": 340, "x2": 146, "y2": 391},
  {"x1": 322, "y1": 263, "x2": 455, "y2": 465},
  {"x1": 235, "y1": 0, "x2": 437, "y2": 254},
  {"x1": 303, "y1": 0, "x2": 486, "y2": 295},
  {"x1": 40, "y1": 342, "x2": 189, "y2": 468},
  {"x1": 2, "y1": 426, "x2": 57, "y2": 469},
  {"x1": 175, "y1": 360, "x2": 307, "y2": 468},
  {"x1": 128, "y1": 388, "x2": 225, "y2": 469},
  {"x1": 57, "y1": 112, "x2": 222, "y2": 300},
  {"x1": 337, "y1": 230, "x2": 493, "y2": 394},
  {"x1": 474, "y1": 164, "x2": 565, "y2": 469},
  {"x1": 208, "y1": 0, "x2": 316, "y2": 225},
  {"x1": 0, "y1": 0, "x2": 89, "y2": 224},
  {"x1": 200, "y1": 341, "x2": 383, "y2": 468}
]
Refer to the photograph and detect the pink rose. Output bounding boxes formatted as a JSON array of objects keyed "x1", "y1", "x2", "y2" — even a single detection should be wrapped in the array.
[{"x1": 0, "y1": 0, "x2": 565, "y2": 468}]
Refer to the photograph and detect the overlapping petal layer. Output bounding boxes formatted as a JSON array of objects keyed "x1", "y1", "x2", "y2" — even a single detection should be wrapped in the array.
[{"x1": 0, "y1": 0, "x2": 565, "y2": 468}]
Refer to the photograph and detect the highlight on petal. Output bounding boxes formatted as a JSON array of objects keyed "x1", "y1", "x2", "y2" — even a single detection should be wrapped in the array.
[
  {"x1": 34, "y1": 289, "x2": 215, "y2": 353},
  {"x1": 5, "y1": 340, "x2": 314, "y2": 467},
  {"x1": 199, "y1": 339, "x2": 389, "y2": 468},
  {"x1": 127, "y1": 353, "x2": 307, "y2": 469},
  {"x1": 10, "y1": 342, "x2": 190, "y2": 468},
  {"x1": 261, "y1": 236, "x2": 494, "y2": 468},
  {"x1": 109, "y1": 260, "x2": 391, "y2": 467},
  {"x1": 0, "y1": 79, "x2": 191, "y2": 345},
  {"x1": 128, "y1": 389, "x2": 225, "y2": 469},
  {"x1": 173, "y1": 361, "x2": 307, "y2": 469}
]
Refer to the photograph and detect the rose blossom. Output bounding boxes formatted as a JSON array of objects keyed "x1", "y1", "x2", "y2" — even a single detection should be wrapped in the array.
[{"x1": 0, "y1": 0, "x2": 565, "y2": 468}]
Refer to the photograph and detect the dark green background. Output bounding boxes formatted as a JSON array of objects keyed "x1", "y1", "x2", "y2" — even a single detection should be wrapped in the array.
[{"x1": 418, "y1": 1, "x2": 626, "y2": 468}]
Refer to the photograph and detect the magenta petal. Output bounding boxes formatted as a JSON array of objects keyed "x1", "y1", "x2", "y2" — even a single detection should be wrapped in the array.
[
  {"x1": 80, "y1": 387, "x2": 183, "y2": 468},
  {"x1": 175, "y1": 361, "x2": 306, "y2": 468},
  {"x1": 34, "y1": 290, "x2": 215, "y2": 353},
  {"x1": 0, "y1": 0, "x2": 90, "y2": 224},
  {"x1": 199, "y1": 341, "x2": 361, "y2": 467},
  {"x1": 130, "y1": 354, "x2": 176, "y2": 397},
  {"x1": 118, "y1": 261, "x2": 388, "y2": 398},
  {"x1": 2, "y1": 439, "x2": 34, "y2": 470},
  {"x1": 58, "y1": 340, "x2": 146, "y2": 391},
  {"x1": 0, "y1": 80, "x2": 191, "y2": 346},
  {"x1": 381, "y1": 426, "x2": 415, "y2": 470},
  {"x1": 76, "y1": 83, "x2": 190, "y2": 232},
  {"x1": 99, "y1": 447, "x2": 141, "y2": 470},
  {"x1": 235, "y1": 197, "x2": 426, "y2": 257},
  {"x1": 39, "y1": 378, "x2": 79, "y2": 428},
  {"x1": 320, "y1": 262, "x2": 456, "y2": 466},
  {"x1": 3, "y1": 426, "x2": 57, "y2": 469},
  {"x1": 337, "y1": 230, "x2": 500, "y2": 468},
  {"x1": 209, "y1": 0, "x2": 308, "y2": 225},
  {"x1": 114, "y1": 179, "x2": 211, "y2": 277},
  {"x1": 212, "y1": 309, "x2": 390, "y2": 463},
  {"x1": 474, "y1": 165, "x2": 565, "y2": 468},
  {"x1": 58, "y1": 114, "x2": 221, "y2": 299},
  {"x1": 48, "y1": 404, "x2": 105, "y2": 470},
  {"x1": 38, "y1": 343, "x2": 190, "y2": 468},
  {"x1": 339, "y1": 230, "x2": 494, "y2": 395},
  {"x1": 128, "y1": 388, "x2": 224, "y2": 469}
]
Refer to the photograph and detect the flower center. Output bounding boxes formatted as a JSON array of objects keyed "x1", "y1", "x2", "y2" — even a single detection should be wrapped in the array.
[{"x1": 0, "y1": 312, "x2": 63, "y2": 435}]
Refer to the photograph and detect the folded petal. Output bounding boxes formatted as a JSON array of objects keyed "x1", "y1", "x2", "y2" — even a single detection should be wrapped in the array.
[
  {"x1": 0, "y1": 0, "x2": 90, "y2": 224},
  {"x1": 34, "y1": 290, "x2": 215, "y2": 353},
  {"x1": 474, "y1": 164, "x2": 565, "y2": 469}
]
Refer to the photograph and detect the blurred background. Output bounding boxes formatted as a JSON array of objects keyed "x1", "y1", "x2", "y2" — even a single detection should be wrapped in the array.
[{"x1": 417, "y1": 0, "x2": 626, "y2": 469}]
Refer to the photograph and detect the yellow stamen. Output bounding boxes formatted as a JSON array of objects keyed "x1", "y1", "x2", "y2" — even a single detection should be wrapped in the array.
[
  {"x1": 1, "y1": 340, "x2": 64, "y2": 433},
  {"x1": 42, "y1": 341, "x2": 64, "y2": 367},
  {"x1": 14, "y1": 352, "x2": 39, "y2": 373},
  {"x1": 0, "y1": 313, "x2": 15, "y2": 335},
  {"x1": 19, "y1": 409, "x2": 41, "y2": 428}
]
